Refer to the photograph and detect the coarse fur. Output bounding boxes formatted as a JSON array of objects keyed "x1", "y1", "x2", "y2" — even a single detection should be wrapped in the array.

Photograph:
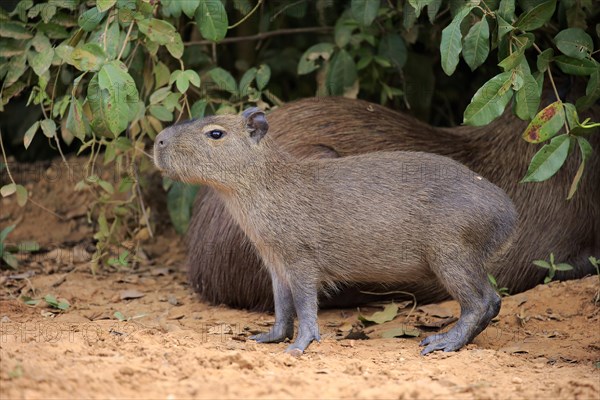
[
  {"x1": 186, "y1": 97, "x2": 600, "y2": 311},
  {"x1": 154, "y1": 109, "x2": 518, "y2": 354}
]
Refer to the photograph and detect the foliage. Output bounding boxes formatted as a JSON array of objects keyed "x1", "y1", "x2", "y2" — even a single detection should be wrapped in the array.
[
  {"x1": 488, "y1": 273, "x2": 510, "y2": 296},
  {"x1": 590, "y1": 256, "x2": 599, "y2": 304},
  {"x1": 533, "y1": 253, "x2": 574, "y2": 284},
  {"x1": 0, "y1": 0, "x2": 598, "y2": 268},
  {"x1": 0, "y1": 224, "x2": 39, "y2": 269}
]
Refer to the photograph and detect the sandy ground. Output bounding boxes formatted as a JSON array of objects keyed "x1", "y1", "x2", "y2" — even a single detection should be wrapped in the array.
[{"x1": 1, "y1": 158, "x2": 599, "y2": 399}]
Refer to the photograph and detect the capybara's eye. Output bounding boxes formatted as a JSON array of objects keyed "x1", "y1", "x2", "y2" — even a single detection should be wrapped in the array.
[{"x1": 206, "y1": 130, "x2": 226, "y2": 140}]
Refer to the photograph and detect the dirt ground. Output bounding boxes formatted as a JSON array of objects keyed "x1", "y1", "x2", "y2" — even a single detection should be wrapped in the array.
[{"x1": 1, "y1": 158, "x2": 599, "y2": 400}]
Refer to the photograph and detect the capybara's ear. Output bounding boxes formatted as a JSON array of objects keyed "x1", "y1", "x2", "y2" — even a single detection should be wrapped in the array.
[{"x1": 243, "y1": 107, "x2": 269, "y2": 143}]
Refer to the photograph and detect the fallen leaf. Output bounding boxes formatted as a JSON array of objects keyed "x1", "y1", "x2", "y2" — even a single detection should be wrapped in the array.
[
  {"x1": 381, "y1": 326, "x2": 420, "y2": 338},
  {"x1": 358, "y1": 303, "x2": 399, "y2": 324}
]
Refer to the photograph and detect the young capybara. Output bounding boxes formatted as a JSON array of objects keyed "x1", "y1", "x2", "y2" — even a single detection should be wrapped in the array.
[
  {"x1": 155, "y1": 108, "x2": 518, "y2": 355},
  {"x1": 187, "y1": 97, "x2": 599, "y2": 311}
]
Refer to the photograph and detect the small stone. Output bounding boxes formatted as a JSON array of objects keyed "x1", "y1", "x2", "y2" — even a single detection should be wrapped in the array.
[{"x1": 119, "y1": 366, "x2": 135, "y2": 376}]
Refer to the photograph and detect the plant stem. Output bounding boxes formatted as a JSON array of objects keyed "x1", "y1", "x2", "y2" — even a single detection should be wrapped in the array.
[
  {"x1": 184, "y1": 27, "x2": 333, "y2": 46},
  {"x1": 229, "y1": 0, "x2": 263, "y2": 29},
  {"x1": 118, "y1": 21, "x2": 135, "y2": 61},
  {"x1": 0, "y1": 129, "x2": 16, "y2": 184}
]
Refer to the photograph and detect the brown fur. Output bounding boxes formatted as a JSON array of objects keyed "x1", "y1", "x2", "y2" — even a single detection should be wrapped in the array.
[{"x1": 187, "y1": 97, "x2": 600, "y2": 311}]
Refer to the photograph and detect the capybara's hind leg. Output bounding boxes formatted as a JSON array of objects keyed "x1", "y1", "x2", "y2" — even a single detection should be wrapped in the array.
[{"x1": 420, "y1": 254, "x2": 501, "y2": 355}]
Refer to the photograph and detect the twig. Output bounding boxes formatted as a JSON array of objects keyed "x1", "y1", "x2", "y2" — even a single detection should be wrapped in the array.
[
  {"x1": 133, "y1": 162, "x2": 153, "y2": 238},
  {"x1": 184, "y1": 26, "x2": 333, "y2": 46},
  {"x1": 118, "y1": 21, "x2": 135, "y2": 61},
  {"x1": 0, "y1": 129, "x2": 16, "y2": 184},
  {"x1": 271, "y1": 0, "x2": 305, "y2": 21},
  {"x1": 27, "y1": 197, "x2": 68, "y2": 221},
  {"x1": 229, "y1": 0, "x2": 263, "y2": 29}
]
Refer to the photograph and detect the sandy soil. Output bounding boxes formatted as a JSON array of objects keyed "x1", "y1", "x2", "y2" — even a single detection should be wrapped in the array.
[{"x1": 1, "y1": 158, "x2": 599, "y2": 400}]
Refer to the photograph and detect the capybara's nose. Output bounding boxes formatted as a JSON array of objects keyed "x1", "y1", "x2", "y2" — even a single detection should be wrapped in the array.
[{"x1": 156, "y1": 128, "x2": 174, "y2": 148}]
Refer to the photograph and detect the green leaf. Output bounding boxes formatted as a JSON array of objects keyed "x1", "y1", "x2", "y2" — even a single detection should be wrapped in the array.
[
  {"x1": 150, "y1": 87, "x2": 171, "y2": 105},
  {"x1": 182, "y1": 0, "x2": 200, "y2": 18},
  {"x1": 154, "y1": 62, "x2": 171, "y2": 88},
  {"x1": 498, "y1": 47, "x2": 524, "y2": 72},
  {"x1": 149, "y1": 105, "x2": 173, "y2": 122},
  {"x1": 463, "y1": 71, "x2": 513, "y2": 126},
  {"x1": 1, "y1": 183, "x2": 16, "y2": 197},
  {"x1": 208, "y1": 67, "x2": 237, "y2": 94},
  {"x1": 554, "y1": 28, "x2": 593, "y2": 60},
  {"x1": 195, "y1": 0, "x2": 228, "y2": 42},
  {"x1": 96, "y1": 61, "x2": 139, "y2": 135},
  {"x1": 567, "y1": 136, "x2": 593, "y2": 200},
  {"x1": 334, "y1": 12, "x2": 355, "y2": 48},
  {"x1": 239, "y1": 67, "x2": 257, "y2": 96},
  {"x1": 184, "y1": 70, "x2": 201, "y2": 87},
  {"x1": 27, "y1": 49, "x2": 54, "y2": 76},
  {"x1": 256, "y1": 64, "x2": 271, "y2": 90},
  {"x1": 5, "y1": 53, "x2": 27, "y2": 86},
  {"x1": 427, "y1": 0, "x2": 442, "y2": 22},
  {"x1": 462, "y1": 18, "x2": 490, "y2": 71},
  {"x1": 40, "y1": 119, "x2": 56, "y2": 138},
  {"x1": 176, "y1": 73, "x2": 189, "y2": 93},
  {"x1": 0, "y1": 21, "x2": 32, "y2": 39},
  {"x1": 575, "y1": 68, "x2": 600, "y2": 110},
  {"x1": 358, "y1": 303, "x2": 399, "y2": 324},
  {"x1": 78, "y1": 7, "x2": 106, "y2": 32},
  {"x1": 555, "y1": 263, "x2": 573, "y2": 271},
  {"x1": 440, "y1": 5, "x2": 475, "y2": 76},
  {"x1": 533, "y1": 260, "x2": 551, "y2": 269},
  {"x1": 167, "y1": 182, "x2": 200, "y2": 234},
  {"x1": 514, "y1": 0, "x2": 556, "y2": 31},
  {"x1": 498, "y1": 0, "x2": 515, "y2": 22},
  {"x1": 515, "y1": 71, "x2": 541, "y2": 120},
  {"x1": 536, "y1": 48, "x2": 553, "y2": 73},
  {"x1": 496, "y1": 15, "x2": 514, "y2": 43},
  {"x1": 23, "y1": 121, "x2": 40, "y2": 149},
  {"x1": 98, "y1": 180, "x2": 114, "y2": 194},
  {"x1": 65, "y1": 97, "x2": 90, "y2": 141},
  {"x1": 298, "y1": 43, "x2": 335, "y2": 75},
  {"x1": 378, "y1": 33, "x2": 407, "y2": 69},
  {"x1": 71, "y1": 43, "x2": 107, "y2": 72},
  {"x1": 521, "y1": 101, "x2": 565, "y2": 143},
  {"x1": 97, "y1": 0, "x2": 117, "y2": 12},
  {"x1": 137, "y1": 18, "x2": 177, "y2": 45},
  {"x1": 166, "y1": 35, "x2": 184, "y2": 59},
  {"x1": 521, "y1": 134, "x2": 571, "y2": 183},
  {"x1": 0, "y1": 225, "x2": 16, "y2": 248},
  {"x1": 554, "y1": 56, "x2": 597, "y2": 76},
  {"x1": 15, "y1": 185, "x2": 27, "y2": 207},
  {"x1": 326, "y1": 49, "x2": 357, "y2": 96},
  {"x1": 191, "y1": 100, "x2": 207, "y2": 119},
  {"x1": 351, "y1": 0, "x2": 380, "y2": 26},
  {"x1": 408, "y1": 0, "x2": 434, "y2": 18}
]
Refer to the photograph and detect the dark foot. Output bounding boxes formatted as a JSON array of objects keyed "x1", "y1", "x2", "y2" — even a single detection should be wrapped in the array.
[
  {"x1": 419, "y1": 331, "x2": 469, "y2": 355},
  {"x1": 249, "y1": 323, "x2": 293, "y2": 343},
  {"x1": 420, "y1": 295, "x2": 501, "y2": 355}
]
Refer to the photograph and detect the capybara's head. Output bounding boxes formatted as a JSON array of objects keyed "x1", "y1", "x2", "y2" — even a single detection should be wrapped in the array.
[{"x1": 154, "y1": 108, "x2": 269, "y2": 186}]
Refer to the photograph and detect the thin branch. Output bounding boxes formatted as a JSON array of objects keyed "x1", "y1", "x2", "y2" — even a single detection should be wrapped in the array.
[
  {"x1": 185, "y1": 26, "x2": 333, "y2": 46},
  {"x1": 0, "y1": 129, "x2": 16, "y2": 184},
  {"x1": 229, "y1": 0, "x2": 263, "y2": 29},
  {"x1": 118, "y1": 21, "x2": 135, "y2": 61}
]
